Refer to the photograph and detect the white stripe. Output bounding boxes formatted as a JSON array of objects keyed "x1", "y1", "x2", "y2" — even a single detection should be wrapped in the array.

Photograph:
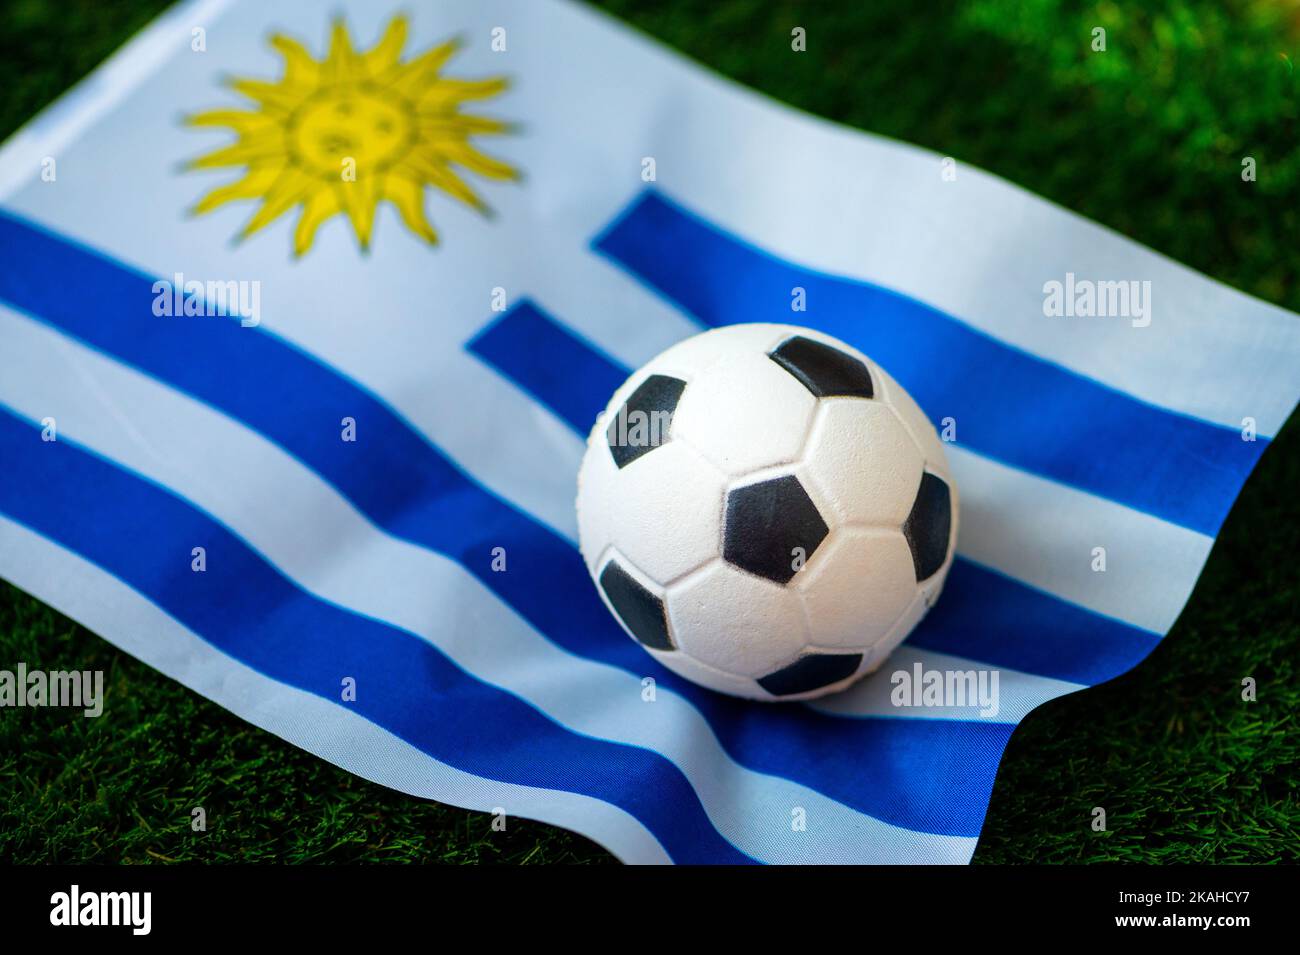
[
  {"x1": 0, "y1": 514, "x2": 671, "y2": 865},
  {"x1": 808, "y1": 648, "x2": 1086, "y2": 723},
  {"x1": 945, "y1": 445, "x2": 1209, "y2": 634},
  {"x1": 523, "y1": 246, "x2": 703, "y2": 377},
  {"x1": 0, "y1": 305, "x2": 978, "y2": 864}
]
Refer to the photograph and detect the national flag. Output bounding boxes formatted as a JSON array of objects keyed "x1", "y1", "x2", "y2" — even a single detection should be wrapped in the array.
[{"x1": 0, "y1": 0, "x2": 1296, "y2": 864}]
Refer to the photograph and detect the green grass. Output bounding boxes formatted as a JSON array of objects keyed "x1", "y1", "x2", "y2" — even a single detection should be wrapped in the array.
[{"x1": 1, "y1": 0, "x2": 1297, "y2": 863}]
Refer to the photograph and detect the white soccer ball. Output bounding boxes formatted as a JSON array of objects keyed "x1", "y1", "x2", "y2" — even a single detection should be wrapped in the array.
[{"x1": 576, "y1": 323, "x2": 958, "y2": 701}]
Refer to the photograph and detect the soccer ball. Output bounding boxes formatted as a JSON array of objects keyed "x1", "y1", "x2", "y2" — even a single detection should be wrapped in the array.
[{"x1": 576, "y1": 324, "x2": 958, "y2": 701}]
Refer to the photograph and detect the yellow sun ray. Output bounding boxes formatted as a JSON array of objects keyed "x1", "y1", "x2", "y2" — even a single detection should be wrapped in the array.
[
  {"x1": 417, "y1": 113, "x2": 514, "y2": 137},
  {"x1": 237, "y1": 171, "x2": 314, "y2": 240},
  {"x1": 434, "y1": 139, "x2": 519, "y2": 181},
  {"x1": 402, "y1": 156, "x2": 490, "y2": 214},
  {"x1": 418, "y1": 77, "x2": 511, "y2": 110},
  {"x1": 384, "y1": 174, "x2": 439, "y2": 246},
  {"x1": 224, "y1": 77, "x2": 300, "y2": 117},
  {"x1": 362, "y1": 17, "x2": 408, "y2": 76},
  {"x1": 334, "y1": 173, "x2": 385, "y2": 251},
  {"x1": 293, "y1": 190, "x2": 342, "y2": 258},
  {"x1": 269, "y1": 34, "x2": 322, "y2": 90},
  {"x1": 324, "y1": 18, "x2": 365, "y2": 84},
  {"x1": 189, "y1": 166, "x2": 284, "y2": 216},
  {"x1": 378, "y1": 37, "x2": 461, "y2": 94},
  {"x1": 184, "y1": 109, "x2": 277, "y2": 136},
  {"x1": 185, "y1": 139, "x2": 287, "y2": 171},
  {"x1": 184, "y1": 14, "x2": 517, "y2": 256}
]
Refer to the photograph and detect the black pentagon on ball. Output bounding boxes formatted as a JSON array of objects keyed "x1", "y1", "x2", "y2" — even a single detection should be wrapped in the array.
[
  {"x1": 723, "y1": 474, "x2": 829, "y2": 585},
  {"x1": 768, "y1": 335, "x2": 873, "y2": 399},
  {"x1": 903, "y1": 471, "x2": 952, "y2": 581},
  {"x1": 606, "y1": 374, "x2": 686, "y2": 469},
  {"x1": 759, "y1": 652, "x2": 863, "y2": 697},
  {"x1": 598, "y1": 559, "x2": 674, "y2": 651}
]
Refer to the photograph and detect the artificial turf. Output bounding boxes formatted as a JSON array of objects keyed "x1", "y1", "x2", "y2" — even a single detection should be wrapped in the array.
[{"x1": 0, "y1": 0, "x2": 1296, "y2": 864}]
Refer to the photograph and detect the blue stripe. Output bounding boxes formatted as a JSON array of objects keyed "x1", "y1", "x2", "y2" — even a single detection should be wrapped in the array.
[
  {"x1": 0, "y1": 207, "x2": 1010, "y2": 838},
  {"x1": 468, "y1": 301, "x2": 626, "y2": 434},
  {"x1": 593, "y1": 190, "x2": 1264, "y2": 538},
  {"x1": 0, "y1": 406, "x2": 750, "y2": 864},
  {"x1": 467, "y1": 297, "x2": 1162, "y2": 685}
]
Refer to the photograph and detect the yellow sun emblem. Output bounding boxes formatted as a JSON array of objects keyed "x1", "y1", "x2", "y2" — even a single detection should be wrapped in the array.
[{"x1": 184, "y1": 15, "x2": 517, "y2": 256}]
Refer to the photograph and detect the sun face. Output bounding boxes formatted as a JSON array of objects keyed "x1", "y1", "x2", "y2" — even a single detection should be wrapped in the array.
[
  {"x1": 289, "y1": 88, "x2": 415, "y2": 176},
  {"x1": 184, "y1": 16, "x2": 517, "y2": 256}
]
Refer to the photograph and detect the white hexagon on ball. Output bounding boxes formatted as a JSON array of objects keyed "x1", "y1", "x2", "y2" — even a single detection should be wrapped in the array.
[{"x1": 576, "y1": 323, "x2": 958, "y2": 702}]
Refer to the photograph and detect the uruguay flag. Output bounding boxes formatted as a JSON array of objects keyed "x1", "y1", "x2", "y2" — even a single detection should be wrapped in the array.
[{"x1": 0, "y1": 0, "x2": 1296, "y2": 864}]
